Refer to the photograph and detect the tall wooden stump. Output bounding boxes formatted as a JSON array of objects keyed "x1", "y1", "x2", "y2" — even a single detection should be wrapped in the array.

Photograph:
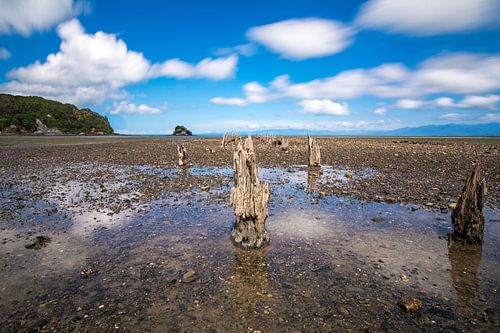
[
  {"x1": 231, "y1": 132, "x2": 238, "y2": 143},
  {"x1": 177, "y1": 144, "x2": 187, "y2": 166},
  {"x1": 451, "y1": 164, "x2": 487, "y2": 245},
  {"x1": 221, "y1": 132, "x2": 229, "y2": 148},
  {"x1": 230, "y1": 136, "x2": 270, "y2": 249},
  {"x1": 307, "y1": 135, "x2": 321, "y2": 167}
]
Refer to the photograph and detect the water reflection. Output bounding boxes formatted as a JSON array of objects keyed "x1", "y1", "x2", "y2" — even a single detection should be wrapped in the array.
[
  {"x1": 231, "y1": 248, "x2": 270, "y2": 326},
  {"x1": 307, "y1": 167, "x2": 321, "y2": 192},
  {"x1": 447, "y1": 241, "x2": 482, "y2": 314}
]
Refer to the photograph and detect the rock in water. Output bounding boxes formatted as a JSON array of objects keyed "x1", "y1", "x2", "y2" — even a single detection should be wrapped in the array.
[
  {"x1": 307, "y1": 135, "x2": 321, "y2": 167},
  {"x1": 177, "y1": 145, "x2": 187, "y2": 166},
  {"x1": 230, "y1": 136, "x2": 270, "y2": 250},
  {"x1": 25, "y1": 235, "x2": 51, "y2": 249},
  {"x1": 172, "y1": 125, "x2": 192, "y2": 136},
  {"x1": 451, "y1": 164, "x2": 487, "y2": 244}
]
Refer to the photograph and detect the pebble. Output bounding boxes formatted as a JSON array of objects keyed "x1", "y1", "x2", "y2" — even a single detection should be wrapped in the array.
[{"x1": 182, "y1": 270, "x2": 199, "y2": 283}]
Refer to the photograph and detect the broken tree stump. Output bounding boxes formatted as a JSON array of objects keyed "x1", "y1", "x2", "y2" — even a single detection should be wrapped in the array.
[
  {"x1": 281, "y1": 138, "x2": 289, "y2": 152},
  {"x1": 307, "y1": 135, "x2": 321, "y2": 167},
  {"x1": 221, "y1": 132, "x2": 229, "y2": 148},
  {"x1": 451, "y1": 164, "x2": 487, "y2": 245},
  {"x1": 230, "y1": 136, "x2": 270, "y2": 250},
  {"x1": 177, "y1": 144, "x2": 187, "y2": 166},
  {"x1": 231, "y1": 132, "x2": 238, "y2": 143}
]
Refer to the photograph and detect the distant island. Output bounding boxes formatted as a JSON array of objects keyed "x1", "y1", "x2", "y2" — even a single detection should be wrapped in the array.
[
  {"x1": 0, "y1": 94, "x2": 113, "y2": 135},
  {"x1": 172, "y1": 125, "x2": 192, "y2": 136}
]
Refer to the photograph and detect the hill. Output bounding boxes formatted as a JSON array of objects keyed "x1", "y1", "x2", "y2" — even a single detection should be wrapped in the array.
[{"x1": 0, "y1": 94, "x2": 113, "y2": 135}]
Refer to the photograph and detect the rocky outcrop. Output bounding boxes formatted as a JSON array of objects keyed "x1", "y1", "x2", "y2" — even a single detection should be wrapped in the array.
[
  {"x1": 172, "y1": 125, "x2": 192, "y2": 136},
  {"x1": 35, "y1": 119, "x2": 62, "y2": 135}
]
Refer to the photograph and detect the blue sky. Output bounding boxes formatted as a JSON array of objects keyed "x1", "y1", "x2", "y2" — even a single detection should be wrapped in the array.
[{"x1": 0, "y1": 0, "x2": 499, "y2": 134}]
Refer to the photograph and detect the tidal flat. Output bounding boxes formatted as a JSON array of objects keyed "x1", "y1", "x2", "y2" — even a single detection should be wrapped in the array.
[{"x1": 0, "y1": 136, "x2": 499, "y2": 332}]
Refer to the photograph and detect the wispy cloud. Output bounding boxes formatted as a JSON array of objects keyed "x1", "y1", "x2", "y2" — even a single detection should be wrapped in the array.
[
  {"x1": 215, "y1": 43, "x2": 256, "y2": 57},
  {"x1": 0, "y1": 0, "x2": 90, "y2": 36},
  {"x1": 296, "y1": 99, "x2": 349, "y2": 116},
  {"x1": 211, "y1": 53, "x2": 500, "y2": 107},
  {"x1": 0, "y1": 47, "x2": 10, "y2": 60},
  {"x1": 110, "y1": 101, "x2": 165, "y2": 115},
  {"x1": 355, "y1": 0, "x2": 499, "y2": 36},
  {"x1": 247, "y1": 18, "x2": 354, "y2": 60}
]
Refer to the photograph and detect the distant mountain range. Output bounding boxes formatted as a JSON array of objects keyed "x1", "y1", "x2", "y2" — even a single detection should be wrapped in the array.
[{"x1": 203, "y1": 122, "x2": 499, "y2": 137}]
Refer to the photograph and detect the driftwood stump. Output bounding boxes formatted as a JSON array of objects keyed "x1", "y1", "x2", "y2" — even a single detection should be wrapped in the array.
[
  {"x1": 307, "y1": 135, "x2": 321, "y2": 167},
  {"x1": 221, "y1": 132, "x2": 229, "y2": 148},
  {"x1": 177, "y1": 144, "x2": 187, "y2": 166},
  {"x1": 451, "y1": 164, "x2": 487, "y2": 245},
  {"x1": 231, "y1": 132, "x2": 238, "y2": 143},
  {"x1": 230, "y1": 136, "x2": 270, "y2": 249},
  {"x1": 280, "y1": 137, "x2": 289, "y2": 152}
]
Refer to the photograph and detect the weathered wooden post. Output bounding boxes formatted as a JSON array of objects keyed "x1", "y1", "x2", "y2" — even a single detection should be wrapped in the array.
[
  {"x1": 231, "y1": 132, "x2": 237, "y2": 143},
  {"x1": 177, "y1": 144, "x2": 187, "y2": 166},
  {"x1": 221, "y1": 132, "x2": 229, "y2": 148},
  {"x1": 230, "y1": 136, "x2": 270, "y2": 249},
  {"x1": 307, "y1": 135, "x2": 321, "y2": 167},
  {"x1": 451, "y1": 164, "x2": 487, "y2": 244},
  {"x1": 281, "y1": 138, "x2": 289, "y2": 152}
]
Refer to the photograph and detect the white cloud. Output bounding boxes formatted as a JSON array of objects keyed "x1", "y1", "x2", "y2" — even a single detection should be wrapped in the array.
[
  {"x1": 193, "y1": 119, "x2": 400, "y2": 134},
  {"x1": 373, "y1": 107, "x2": 387, "y2": 115},
  {"x1": 215, "y1": 43, "x2": 256, "y2": 57},
  {"x1": 211, "y1": 53, "x2": 500, "y2": 105},
  {"x1": 1, "y1": 19, "x2": 238, "y2": 106},
  {"x1": 440, "y1": 113, "x2": 472, "y2": 121},
  {"x1": 210, "y1": 97, "x2": 248, "y2": 106},
  {"x1": 110, "y1": 101, "x2": 163, "y2": 115},
  {"x1": 434, "y1": 97, "x2": 458, "y2": 108},
  {"x1": 150, "y1": 55, "x2": 237, "y2": 80},
  {"x1": 356, "y1": 0, "x2": 499, "y2": 36},
  {"x1": 394, "y1": 99, "x2": 425, "y2": 109},
  {"x1": 461, "y1": 95, "x2": 500, "y2": 109},
  {"x1": 480, "y1": 113, "x2": 500, "y2": 122},
  {"x1": 0, "y1": 47, "x2": 10, "y2": 60},
  {"x1": 297, "y1": 99, "x2": 349, "y2": 116},
  {"x1": 247, "y1": 18, "x2": 354, "y2": 60},
  {"x1": 0, "y1": 0, "x2": 89, "y2": 36},
  {"x1": 433, "y1": 95, "x2": 500, "y2": 110}
]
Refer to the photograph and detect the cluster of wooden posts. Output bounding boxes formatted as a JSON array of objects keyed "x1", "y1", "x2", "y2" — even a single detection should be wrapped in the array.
[{"x1": 176, "y1": 135, "x2": 487, "y2": 250}]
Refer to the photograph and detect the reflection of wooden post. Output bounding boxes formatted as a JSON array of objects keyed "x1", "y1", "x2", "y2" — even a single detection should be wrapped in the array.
[
  {"x1": 177, "y1": 144, "x2": 187, "y2": 166},
  {"x1": 230, "y1": 136, "x2": 270, "y2": 249},
  {"x1": 451, "y1": 165, "x2": 487, "y2": 244},
  {"x1": 307, "y1": 167, "x2": 321, "y2": 192},
  {"x1": 232, "y1": 248, "x2": 269, "y2": 326},
  {"x1": 308, "y1": 135, "x2": 321, "y2": 167},
  {"x1": 447, "y1": 241, "x2": 482, "y2": 314},
  {"x1": 221, "y1": 132, "x2": 228, "y2": 148}
]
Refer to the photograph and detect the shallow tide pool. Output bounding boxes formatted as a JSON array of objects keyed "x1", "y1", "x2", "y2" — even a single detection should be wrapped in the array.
[{"x1": 0, "y1": 164, "x2": 498, "y2": 332}]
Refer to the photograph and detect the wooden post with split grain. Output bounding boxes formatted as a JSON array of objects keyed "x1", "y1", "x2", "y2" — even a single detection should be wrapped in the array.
[
  {"x1": 177, "y1": 144, "x2": 187, "y2": 166},
  {"x1": 221, "y1": 132, "x2": 229, "y2": 148},
  {"x1": 231, "y1": 132, "x2": 237, "y2": 143},
  {"x1": 451, "y1": 164, "x2": 487, "y2": 244},
  {"x1": 281, "y1": 137, "x2": 289, "y2": 152},
  {"x1": 307, "y1": 135, "x2": 321, "y2": 167},
  {"x1": 230, "y1": 136, "x2": 270, "y2": 249}
]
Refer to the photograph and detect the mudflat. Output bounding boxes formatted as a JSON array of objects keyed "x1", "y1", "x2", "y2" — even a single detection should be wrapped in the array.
[{"x1": 0, "y1": 136, "x2": 499, "y2": 332}]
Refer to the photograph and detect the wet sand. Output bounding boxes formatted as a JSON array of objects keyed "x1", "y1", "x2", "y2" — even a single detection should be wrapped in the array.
[{"x1": 0, "y1": 136, "x2": 499, "y2": 332}]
